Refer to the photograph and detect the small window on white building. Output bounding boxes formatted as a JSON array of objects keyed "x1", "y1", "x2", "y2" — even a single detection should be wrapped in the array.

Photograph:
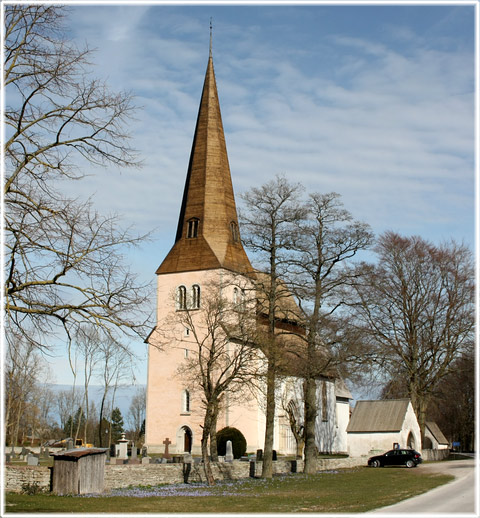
[
  {"x1": 184, "y1": 348, "x2": 189, "y2": 358},
  {"x1": 322, "y1": 381, "x2": 328, "y2": 422}
]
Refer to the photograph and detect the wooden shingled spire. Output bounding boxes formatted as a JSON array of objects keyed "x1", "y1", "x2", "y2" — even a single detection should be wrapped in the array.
[{"x1": 156, "y1": 51, "x2": 254, "y2": 275}]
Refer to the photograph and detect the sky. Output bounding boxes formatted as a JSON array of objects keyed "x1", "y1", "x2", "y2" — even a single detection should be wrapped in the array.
[{"x1": 37, "y1": 1, "x2": 476, "y2": 387}]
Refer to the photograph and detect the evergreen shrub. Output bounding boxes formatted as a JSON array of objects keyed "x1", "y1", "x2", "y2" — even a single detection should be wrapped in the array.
[{"x1": 216, "y1": 427, "x2": 247, "y2": 459}]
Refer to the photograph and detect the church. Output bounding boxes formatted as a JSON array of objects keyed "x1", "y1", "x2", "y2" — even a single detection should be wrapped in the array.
[{"x1": 144, "y1": 46, "x2": 351, "y2": 457}]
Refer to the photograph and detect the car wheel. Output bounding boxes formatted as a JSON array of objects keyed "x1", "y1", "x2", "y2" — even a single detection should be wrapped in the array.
[
  {"x1": 406, "y1": 460, "x2": 415, "y2": 468},
  {"x1": 371, "y1": 460, "x2": 381, "y2": 468}
]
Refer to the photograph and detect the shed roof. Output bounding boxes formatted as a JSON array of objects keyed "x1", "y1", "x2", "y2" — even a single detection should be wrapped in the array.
[
  {"x1": 426, "y1": 421, "x2": 449, "y2": 445},
  {"x1": 346, "y1": 399, "x2": 411, "y2": 433},
  {"x1": 51, "y1": 447, "x2": 108, "y2": 459}
]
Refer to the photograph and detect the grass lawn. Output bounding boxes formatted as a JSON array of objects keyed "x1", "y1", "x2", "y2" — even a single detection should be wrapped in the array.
[{"x1": 5, "y1": 466, "x2": 453, "y2": 514}]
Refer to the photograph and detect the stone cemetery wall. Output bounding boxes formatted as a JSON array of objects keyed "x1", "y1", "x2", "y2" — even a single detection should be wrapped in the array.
[
  {"x1": 3, "y1": 456, "x2": 371, "y2": 493},
  {"x1": 4, "y1": 466, "x2": 51, "y2": 493}
]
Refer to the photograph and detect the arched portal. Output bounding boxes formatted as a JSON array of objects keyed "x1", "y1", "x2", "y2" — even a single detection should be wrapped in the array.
[
  {"x1": 407, "y1": 431, "x2": 416, "y2": 449},
  {"x1": 183, "y1": 426, "x2": 192, "y2": 453}
]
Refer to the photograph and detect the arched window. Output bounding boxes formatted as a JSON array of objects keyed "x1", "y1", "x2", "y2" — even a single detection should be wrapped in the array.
[
  {"x1": 240, "y1": 288, "x2": 246, "y2": 310},
  {"x1": 183, "y1": 390, "x2": 191, "y2": 413},
  {"x1": 230, "y1": 221, "x2": 239, "y2": 242},
  {"x1": 321, "y1": 381, "x2": 328, "y2": 421},
  {"x1": 187, "y1": 218, "x2": 199, "y2": 239},
  {"x1": 233, "y1": 287, "x2": 238, "y2": 304},
  {"x1": 192, "y1": 285, "x2": 201, "y2": 309},
  {"x1": 177, "y1": 286, "x2": 187, "y2": 310}
]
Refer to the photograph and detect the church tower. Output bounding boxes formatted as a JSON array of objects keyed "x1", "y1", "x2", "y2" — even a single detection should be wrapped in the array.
[{"x1": 145, "y1": 50, "x2": 257, "y2": 454}]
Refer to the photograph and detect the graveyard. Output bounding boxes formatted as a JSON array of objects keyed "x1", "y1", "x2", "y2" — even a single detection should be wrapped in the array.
[
  {"x1": 5, "y1": 465, "x2": 453, "y2": 514},
  {"x1": 4, "y1": 434, "x2": 458, "y2": 513}
]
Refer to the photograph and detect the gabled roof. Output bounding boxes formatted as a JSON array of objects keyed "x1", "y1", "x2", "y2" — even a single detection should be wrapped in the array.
[
  {"x1": 346, "y1": 399, "x2": 411, "y2": 433},
  {"x1": 426, "y1": 421, "x2": 449, "y2": 445},
  {"x1": 157, "y1": 53, "x2": 253, "y2": 276}
]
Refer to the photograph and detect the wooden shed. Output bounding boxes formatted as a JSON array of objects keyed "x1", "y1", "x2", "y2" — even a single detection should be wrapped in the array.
[{"x1": 51, "y1": 448, "x2": 107, "y2": 495}]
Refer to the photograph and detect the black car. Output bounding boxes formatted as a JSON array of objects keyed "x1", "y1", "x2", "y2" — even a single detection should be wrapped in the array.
[{"x1": 368, "y1": 449, "x2": 422, "y2": 468}]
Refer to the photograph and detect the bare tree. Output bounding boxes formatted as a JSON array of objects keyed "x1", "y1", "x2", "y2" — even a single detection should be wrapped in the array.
[
  {"x1": 289, "y1": 192, "x2": 373, "y2": 473},
  {"x1": 128, "y1": 387, "x2": 146, "y2": 446},
  {"x1": 351, "y1": 232, "x2": 475, "y2": 445},
  {"x1": 5, "y1": 334, "x2": 40, "y2": 446},
  {"x1": 95, "y1": 336, "x2": 133, "y2": 446},
  {"x1": 240, "y1": 174, "x2": 306, "y2": 479},
  {"x1": 57, "y1": 388, "x2": 82, "y2": 436},
  {"x1": 164, "y1": 279, "x2": 260, "y2": 486},
  {"x1": 4, "y1": 5, "x2": 152, "y2": 353}
]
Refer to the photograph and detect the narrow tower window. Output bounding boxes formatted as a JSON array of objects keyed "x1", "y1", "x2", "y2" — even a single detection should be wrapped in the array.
[
  {"x1": 230, "y1": 221, "x2": 239, "y2": 242},
  {"x1": 183, "y1": 390, "x2": 191, "y2": 413},
  {"x1": 192, "y1": 285, "x2": 201, "y2": 309},
  {"x1": 177, "y1": 286, "x2": 187, "y2": 310},
  {"x1": 187, "y1": 218, "x2": 199, "y2": 238},
  {"x1": 233, "y1": 287, "x2": 238, "y2": 304}
]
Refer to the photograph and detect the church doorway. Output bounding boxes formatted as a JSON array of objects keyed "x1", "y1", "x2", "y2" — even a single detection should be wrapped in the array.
[{"x1": 182, "y1": 426, "x2": 192, "y2": 453}]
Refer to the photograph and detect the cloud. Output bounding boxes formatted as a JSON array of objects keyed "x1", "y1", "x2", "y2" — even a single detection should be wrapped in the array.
[{"x1": 64, "y1": 5, "x2": 474, "y2": 251}]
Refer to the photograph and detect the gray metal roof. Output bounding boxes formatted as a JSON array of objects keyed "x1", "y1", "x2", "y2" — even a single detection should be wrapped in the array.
[
  {"x1": 335, "y1": 378, "x2": 353, "y2": 400},
  {"x1": 346, "y1": 399, "x2": 411, "y2": 433},
  {"x1": 426, "y1": 421, "x2": 449, "y2": 445}
]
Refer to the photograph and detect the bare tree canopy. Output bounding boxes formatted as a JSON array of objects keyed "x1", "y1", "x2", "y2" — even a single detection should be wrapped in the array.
[
  {"x1": 240, "y1": 174, "x2": 306, "y2": 479},
  {"x1": 288, "y1": 192, "x2": 373, "y2": 473},
  {"x1": 4, "y1": 5, "x2": 152, "y2": 350},
  {"x1": 351, "y1": 232, "x2": 475, "y2": 444}
]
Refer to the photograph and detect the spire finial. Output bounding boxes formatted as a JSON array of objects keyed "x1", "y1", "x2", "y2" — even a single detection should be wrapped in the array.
[{"x1": 209, "y1": 17, "x2": 213, "y2": 57}]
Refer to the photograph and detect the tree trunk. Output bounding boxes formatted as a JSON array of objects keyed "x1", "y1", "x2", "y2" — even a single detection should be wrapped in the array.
[
  {"x1": 210, "y1": 402, "x2": 219, "y2": 462},
  {"x1": 201, "y1": 403, "x2": 216, "y2": 486},
  {"x1": 98, "y1": 393, "x2": 107, "y2": 447},
  {"x1": 262, "y1": 359, "x2": 276, "y2": 479},
  {"x1": 303, "y1": 377, "x2": 318, "y2": 474}
]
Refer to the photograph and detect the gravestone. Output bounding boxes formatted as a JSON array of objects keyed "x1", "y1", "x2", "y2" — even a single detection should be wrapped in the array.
[
  {"x1": 66, "y1": 439, "x2": 74, "y2": 450},
  {"x1": 117, "y1": 433, "x2": 128, "y2": 460},
  {"x1": 272, "y1": 450, "x2": 277, "y2": 461},
  {"x1": 131, "y1": 445, "x2": 137, "y2": 460},
  {"x1": 249, "y1": 460, "x2": 256, "y2": 478},
  {"x1": 110, "y1": 444, "x2": 116, "y2": 457},
  {"x1": 141, "y1": 456, "x2": 150, "y2": 465},
  {"x1": 5, "y1": 453, "x2": 11, "y2": 464},
  {"x1": 27, "y1": 454, "x2": 39, "y2": 466},
  {"x1": 225, "y1": 440, "x2": 234, "y2": 462},
  {"x1": 256, "y1": 449, "x2": 263, "y2": 461},
  {"x1": 162, "y1": 437, "x2": 172, "y2": 459},
  {"x1": 43, "y1": 447, "x2": 50, "y2": 458},
  {"x1": 182, "y1": 453, "x2": 193, "y2": 483}
]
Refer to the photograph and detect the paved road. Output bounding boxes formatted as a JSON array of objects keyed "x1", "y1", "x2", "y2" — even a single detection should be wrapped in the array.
[{"x1": 366, "y1": 458, "x2": 477, "y2": 516}]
